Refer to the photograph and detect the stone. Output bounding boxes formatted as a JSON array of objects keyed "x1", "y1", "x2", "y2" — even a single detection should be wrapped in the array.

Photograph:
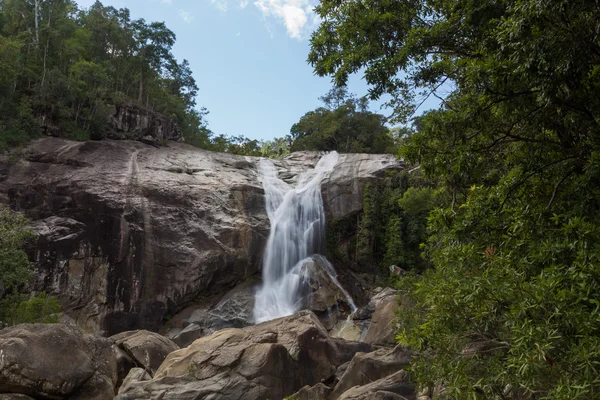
[
  {"x1": 114, "y1": 347, "x2": 137, "y2": 388},
  {"x1": 363, "y1": 290, "x2": 399, "y2": 346},
  {"x1": 0, "y1": 323, "x2": 117, "y2": 400},
  {"x1": 331, "y1": 346, "x2": 412, "y2": 399},
  {"x1": 116, "y1": 311, "x2": 368, "y2": 400},
  {"x1": 0, "y1": 138, "x2": 402, "y2": 335},
  {"x1": 337, "y1": 370, "x2": 415, "y2": 400},
  {"x1": 117, "y1": 368, "x2": 151, "y2": 395},
  {"x1": 171, "y1": 322, "x2": 203, "y2": 348},
  {"x1": 289, "y1": 383, "x2": 332, "y2": 400},
  {"x1": 0, "y1": 395, "x2": 36, "y2": 400},
  {"x1": 110, "y1": 330, "x2": 179, "y2": 375}
]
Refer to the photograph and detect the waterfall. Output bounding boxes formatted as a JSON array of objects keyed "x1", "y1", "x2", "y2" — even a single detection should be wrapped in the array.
[{"x1": 253, "y1": 152, "x2": 355, "y2": 323}]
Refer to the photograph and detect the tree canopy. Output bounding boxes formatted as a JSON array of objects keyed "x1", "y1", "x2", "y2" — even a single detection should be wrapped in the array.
[
  {"x1": 311, "y1": 0, "x2": 600, "y2": 398},
  {"x1": 0, "y1": 0, "x2": 210, "y2": 148},
  {"x1": 289, "y1": 87, "x2": 395, "y2": 153}
]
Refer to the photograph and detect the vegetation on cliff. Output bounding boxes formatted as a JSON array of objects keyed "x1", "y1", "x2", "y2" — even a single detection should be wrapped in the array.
[
  {"x1": 311, "y1": 0, "x2": 600, "y2": 398},
  {"x1": 0, "y1": 206, "x2": 59, "y2": 326}
]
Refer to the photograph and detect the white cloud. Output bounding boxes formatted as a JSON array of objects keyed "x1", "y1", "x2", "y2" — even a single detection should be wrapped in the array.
[
  {"x1": 239, "y1": 0, "x2": 249, "y2": 8},
  {"x1": 161, "y1": 0, "x2": 172, "y2": 4},
  {"x1": 236, "y1": 32, "x2": 241, "y2": 36},
  {"x1": 253, "y1": 0, "x2": 318, "y2": 40},
  {"x1": 210, "y1": 0, "x2": 228, "y2": 12},
  {"x1": 179, "y1": 9, "x2": 194, "y2": 23}
]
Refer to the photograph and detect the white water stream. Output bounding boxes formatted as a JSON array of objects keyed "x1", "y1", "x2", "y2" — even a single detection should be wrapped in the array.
[{"x1": 253, "y1": 152, "x2": 356, "y2": 323}]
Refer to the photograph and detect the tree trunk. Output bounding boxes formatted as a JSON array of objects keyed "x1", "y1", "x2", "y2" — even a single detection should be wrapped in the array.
[
  {"x1": 138, "y1": 74, "x2": 144, "y2": 105},
  {"x1": 34, "y1": 0, "x2": 40, "y2": 48}
]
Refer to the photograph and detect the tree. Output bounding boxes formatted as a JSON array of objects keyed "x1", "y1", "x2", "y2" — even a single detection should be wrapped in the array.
[
  {"x1": 310, "y1": 0, "x2": 600, "y2": 398},
  {"x1": 290, "y1": 87, "x2": 394, "y2": 153}
]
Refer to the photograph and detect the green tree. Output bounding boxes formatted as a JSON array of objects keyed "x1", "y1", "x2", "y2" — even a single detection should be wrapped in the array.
[
  {"x1": 290, "y1": 88, "x2": 394, "y2": 153},
  {"x1": 0, "y1": 206, "x2": 61, "y2": 326},
  {"x1": 311, "y1": 0, "x2": 600, "y2": 397}
]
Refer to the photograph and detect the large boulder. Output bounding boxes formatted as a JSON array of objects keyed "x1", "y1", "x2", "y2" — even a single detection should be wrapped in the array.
[
  {"x1": 117, "y1": 311, "x2": 368, "y2": 400},
  {"x1": 110, "y1": 330, "x2": 179, "y2": 376},
  {"x1": 0, "y1": 138, "x2": 402, "y2": 335},
  {"x1": 362, "y1": 288, "x2": 399, "y2": 346},
  {"x1": 0, "y1": 324, "x2": 117, "y2": 400},
  {"x1": 337, "y1": 370, "x2": 415, "y2": 400},
  {"x1": 333, "y1": 287, "x2": 399, "y2": 344},
  {"x1": 331, "y1": 346, "x2": 412, "y2": 399}
]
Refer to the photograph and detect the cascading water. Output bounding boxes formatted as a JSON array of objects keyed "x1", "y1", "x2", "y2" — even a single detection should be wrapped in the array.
[{"x1": 253, "y1": 152, "x2": 356, "y2": 323}]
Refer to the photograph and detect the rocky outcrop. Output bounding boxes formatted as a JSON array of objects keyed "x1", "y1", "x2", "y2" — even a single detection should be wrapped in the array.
[
  {"x1": 335, "y1": 287, "x2": 399, "y2": 344},
  {"x1": 331, "y1": 346, "x2": 412, "y2": 399},
  {"x1": 0, "y1": 324, "x2": 117, "y2": 400},
  {"x1": 116, "y1": 311, "x2": 370, "y2": 400},
  {"x1": 105, "y1": 104, "x2": 181, "y2": 142},
  {"x1": 0, "y1": 138, "x2": 402, "y2": 335},
  {"x1": 337, "y1": 370, "x2": 415, "y2": 400},
  {"x1": 290, "y1": 383, "x2": 333, "y2": 400},
  {"x1": 110, "y1": 330, "x2": 178, "y2": 375}
]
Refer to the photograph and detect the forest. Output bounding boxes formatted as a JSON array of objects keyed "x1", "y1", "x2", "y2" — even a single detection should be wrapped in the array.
[{"x1": 1, "y1": 0, "x2": 600, "y2": 399}]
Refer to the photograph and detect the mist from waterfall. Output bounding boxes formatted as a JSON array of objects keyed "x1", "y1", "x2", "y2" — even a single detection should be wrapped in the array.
[{"x1": 253, "y1": 152, "x2": 351, "y2": 323}]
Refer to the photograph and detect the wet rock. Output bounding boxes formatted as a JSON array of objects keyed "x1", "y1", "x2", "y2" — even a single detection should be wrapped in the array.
[
  {"x1": 110, "y1": 330, "x2": 178, "y2": 375},
  {"x1": 0, "y1": 323, "x2": 117, "y2": 400},
  {"x1": 117, "y1": 311, "x2": 368, "y2": 400}
]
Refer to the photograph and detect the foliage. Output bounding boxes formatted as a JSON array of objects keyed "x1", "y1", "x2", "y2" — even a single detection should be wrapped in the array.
[
  {"x1": 0, "y1": 205, "x2": 34, "y2": 292},
  {"x1": 0, "y1": 292, "x2": 61, "y2": 325},
  {"x1": 289, "y1": 87, "x2": 395, "y2": 154},
  {"x1": 311, "y1": 0, "x2": 600, "y2": 397},
  {"x1": 327, "y1": 170, "x2": 438, "y2": 274},
  {"x1": 0, "y1": 0, "x2": 208, "y2": 148},
  {"x1": 260, "y1": 136, "x2": 291, "y2": 158},
  {"x1": 0, "y1": 205, "x2": 61, "y2": 326}
]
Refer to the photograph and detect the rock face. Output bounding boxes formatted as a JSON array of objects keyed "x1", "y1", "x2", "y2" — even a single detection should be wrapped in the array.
[
  {"x1": 116, "y1": 311, "x2": 369, "y2": 400},
  {"x1": 0, "y1": 324, "x2": 117, "y2": 400},
  {"x1": 106, "y1": 104, "x2": 181, "y2": 142},
  {"x1": 0, "y1": 138, "x2": 401, "y2": 335}
]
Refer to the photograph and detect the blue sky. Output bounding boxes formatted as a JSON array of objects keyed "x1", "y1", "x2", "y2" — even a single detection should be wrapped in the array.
[{"x1": 77, "y1": 0, "x2": 439, "y2": 141}]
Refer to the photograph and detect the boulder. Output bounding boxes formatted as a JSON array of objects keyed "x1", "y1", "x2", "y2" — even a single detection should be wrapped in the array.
[
  {"x1": 337, "y1": 370, "x2": 415, "y2": 400},
  {"x1": 289, "y1": 383, "x2": 332, "y2": 400},
  {"x1": 171, "y1": 323, "x2": 203, "y2": 348},
  {"x1": 117, "y1": 311, "x2": 368, "y2": 400},
  {"x1": 0, "y1": 324, "x2": 117, "y2": 400},
  {"x1": 0, "y1": 138, "x2": 402, "y2": 335},
  {"x1": 331, "y1": 346, "x2": 411, "y2": 399},
  {"x1": 332, "y1": 287, "x2": 399, "y2": 345},
  {"x1": 117, "y1": 368, "x2": 151, "y2": 395},
  {"x1": 362, "y1": 289, "x2": 399, "y2": 346},
  {"x1": 110, "y1": 330, "x2": 179, "y2": 375}
]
